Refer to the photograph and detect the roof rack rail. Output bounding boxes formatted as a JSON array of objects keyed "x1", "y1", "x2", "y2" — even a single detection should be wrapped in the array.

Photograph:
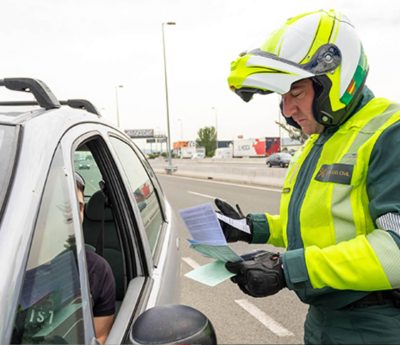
[
  {"x1": 0, "y1": 78, "x2": 60, "y2": 109},
  {"x1": 59, "y1": 99, "x2": 100, "y2": 116},
  {"x1": 0, "y1": 99, "x2": 101, "y2": 116}
]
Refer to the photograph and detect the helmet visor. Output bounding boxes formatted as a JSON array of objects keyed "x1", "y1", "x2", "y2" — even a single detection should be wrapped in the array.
[
  {"x1": 234, "y1": 87, "x2": 272, "y2": 102},
  {"x1": 228, "y1": 44, "x2": 341, "y2": 99}
]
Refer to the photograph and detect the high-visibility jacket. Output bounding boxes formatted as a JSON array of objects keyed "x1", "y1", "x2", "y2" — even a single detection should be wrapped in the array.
[{"x1": 250, "y1": 96, "x2": 400, "y2": 308}]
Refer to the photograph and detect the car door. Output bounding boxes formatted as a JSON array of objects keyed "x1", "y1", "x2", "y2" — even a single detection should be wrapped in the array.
[
  {"x1": 10, "y1": 145, "x2": 96, "y2": 345},
  {"x1": 60, "y1": 123, "x2": 179, "y2": 344}
]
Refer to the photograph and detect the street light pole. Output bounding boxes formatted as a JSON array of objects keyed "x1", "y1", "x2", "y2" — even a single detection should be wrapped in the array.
[
  {"x1": 278, "y1": 110, "x2": 282, "y2": 151},
  {"x1": 212, "y1": 106, "x2": 218, "y2": 149},
  {"x1": 177, "y1": 118, "x2": 183, "y2": 140},
  {"x1": 115, "y1": 85, "x2": 123, "y2": 127},
  {"x1": 162, "y1": 21, "x2": 176, "y2": 174}
]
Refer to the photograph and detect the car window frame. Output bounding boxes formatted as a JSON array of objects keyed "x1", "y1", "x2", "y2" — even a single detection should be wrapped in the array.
[
  {"x1": 128, "y1": 143, "x2": 171, "y2": 266},
  {"x1": 0, "y1": 124, "x2": 21, "y2": 219},
  {"x1": 106, "y1": 133, "x2": 169, "y2": 265},
  {"x1": 62, "y1": 125, "x2": 159, "y2": 340},
  {"x1": 129, "y1": 141, "x2": 167, "y2": 219},
  {"x1": 63, "y1": 125, "x2": 153, "y2": 271},
  {"x1": 60, "y1": 140, "x2": 100, "y2": 345}
]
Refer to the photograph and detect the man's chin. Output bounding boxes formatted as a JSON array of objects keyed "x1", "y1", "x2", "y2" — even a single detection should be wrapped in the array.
[
  {"x1": 301, "y1": 124, "x2": 324, "y2": 136},
  {"x1": 299, "y1": 124, "x2": 310, "y2": 135}
]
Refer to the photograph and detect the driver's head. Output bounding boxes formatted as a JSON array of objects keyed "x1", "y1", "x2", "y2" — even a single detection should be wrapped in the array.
[{"x1": 75, "y1": 172, "x2": 85, "y2": 222}]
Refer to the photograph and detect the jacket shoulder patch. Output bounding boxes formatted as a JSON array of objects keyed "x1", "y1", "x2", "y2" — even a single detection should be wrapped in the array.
[{"x1": 315, "y1": 164, "x2": 354, "y2": 184}]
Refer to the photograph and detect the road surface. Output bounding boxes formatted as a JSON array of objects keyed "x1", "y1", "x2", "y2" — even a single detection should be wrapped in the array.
[{"x1": 158, "y1": 174, "x2": 308, "y2": 344}]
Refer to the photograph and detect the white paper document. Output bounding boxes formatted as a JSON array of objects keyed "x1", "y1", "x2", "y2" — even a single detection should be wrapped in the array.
[
  {"x1": 179, "y1": 202, "x2": 227, "y2": 245},
  {"x1": 179, "y1": 202, "x2": 243, "y2": 286}
]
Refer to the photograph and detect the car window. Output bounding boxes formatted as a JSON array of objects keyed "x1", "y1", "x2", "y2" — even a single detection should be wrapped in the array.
[
  {"x1": 109, "y1": 137, "x2": 163, "y2": 255},
  {"x1": 0, "y1": 124, "x2": 19, "y2": 215},
  {"x1": 73, "y1": 149, "x2": 103, "y2": 200},
  {"x1": 74, "y1": 138, "x2": 131, "y2": 301},
  {"x1": 12, "y1": 148, "x2": 86, "y2": 345}
]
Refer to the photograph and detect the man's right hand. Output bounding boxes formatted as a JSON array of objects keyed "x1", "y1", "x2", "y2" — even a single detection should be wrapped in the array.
[
  {"x1": 225, "y1": 250, "x2": 286, "y2": 297},
  {"x1": 215, "y1": 198, "x2": 252, "y2": 243}
]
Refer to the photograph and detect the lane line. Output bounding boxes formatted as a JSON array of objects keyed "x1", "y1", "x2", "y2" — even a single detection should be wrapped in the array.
[
  {"x1": 182, "y1": 257, "x2": 201, "y2": 269},
  {"x1": 235, "y1": 299, "x2": 294, "y2": 337},
  {"x1": 187, "y1": 191, "x2": 216, "y2": 199}
]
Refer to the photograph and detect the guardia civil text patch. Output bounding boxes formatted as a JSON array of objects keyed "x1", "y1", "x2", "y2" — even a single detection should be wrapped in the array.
[{"x1": 315, "y1": 164, "x2": 353, "y2": 185}]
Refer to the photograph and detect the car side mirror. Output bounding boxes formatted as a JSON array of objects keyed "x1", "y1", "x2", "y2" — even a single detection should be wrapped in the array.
[{"x1": 131, "y1": 304, "x2": 217, "y2": 345}]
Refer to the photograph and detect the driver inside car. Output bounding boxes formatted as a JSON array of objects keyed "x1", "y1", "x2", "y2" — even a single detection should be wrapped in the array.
[{"x1": 75, "y1": 172, "x2": 115, "y2": 345}]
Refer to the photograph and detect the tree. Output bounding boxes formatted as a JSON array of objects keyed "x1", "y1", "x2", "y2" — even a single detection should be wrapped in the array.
[
  {"x1": 196, "y1": 126, "x2": 217, "y2": 157},
  {"x1": 274, "y1": 120, "x2": 308, "y2": 144}
]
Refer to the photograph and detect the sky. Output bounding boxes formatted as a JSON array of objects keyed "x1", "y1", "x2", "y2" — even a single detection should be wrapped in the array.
[{"x1": 2, "y1": 0, "x2": 400, "y2": 148}]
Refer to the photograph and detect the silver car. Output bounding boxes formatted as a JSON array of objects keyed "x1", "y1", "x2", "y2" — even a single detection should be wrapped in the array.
[
  {"x1": 0, "y1": 78, "x2": 214, "y2": 345},
  {"x1": 266, "y1": 152, "x2": 292, "y2": 168}
]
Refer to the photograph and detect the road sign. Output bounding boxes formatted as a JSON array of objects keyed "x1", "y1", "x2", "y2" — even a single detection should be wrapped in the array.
[{"x1": 125, "y1": 129, "x2": 154, "y2": 138}]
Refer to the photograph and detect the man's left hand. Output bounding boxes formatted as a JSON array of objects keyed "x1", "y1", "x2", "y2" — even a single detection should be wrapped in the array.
[{"x1": 226, "y1": 250, "x2": 286, "y2": 297}]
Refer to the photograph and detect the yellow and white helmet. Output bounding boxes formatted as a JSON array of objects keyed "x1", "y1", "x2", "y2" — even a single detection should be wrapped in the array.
[{"x1": 228, "y1": 9, "x2": 369, "y2": 127}]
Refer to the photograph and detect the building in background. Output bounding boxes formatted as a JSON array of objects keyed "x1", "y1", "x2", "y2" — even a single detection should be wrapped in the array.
[
  {"x1": 232, "y1": 137, "x2": 280, "y2": 158},
  {"x1": 213, "y1": 147, "x2": 233, "y2": 159},
  {"x1": 172, "y1": 137, "x2": 286, "y2": 159},
  {"x1": 172, "y1": 141, "x2": 205, "y2": 159},
  {"x1": 216, "y1": 140, "x2": 233, "y2": 149}
]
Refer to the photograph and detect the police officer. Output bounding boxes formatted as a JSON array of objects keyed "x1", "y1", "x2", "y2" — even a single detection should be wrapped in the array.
[{"x1": 218, "y1": 9, "x2": 400, "y2": 344}]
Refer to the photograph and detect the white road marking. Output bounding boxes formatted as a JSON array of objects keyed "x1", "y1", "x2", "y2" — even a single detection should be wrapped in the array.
[
  {"x1": 188, "y1": 191, "x2": 216, "y2": 199},
  {"x1": 182, "y1": 257, "x2": 201, "y2": 269},
  {"x1": 235, "y1": 299, "x2": 294, "y2": 337}
]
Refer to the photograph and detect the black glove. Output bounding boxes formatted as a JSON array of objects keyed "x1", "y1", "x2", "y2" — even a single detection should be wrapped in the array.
[
  {"x1": 226, "y1": 250, "x2": 286, "y2": 297},
  {"x1": 215, "y1": 198, "x2": 252, "y2": 243}
]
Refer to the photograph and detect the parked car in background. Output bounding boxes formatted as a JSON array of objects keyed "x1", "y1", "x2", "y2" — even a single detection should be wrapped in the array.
[
  {"x1": 266, "y1": 152, "x2": 292, "y2": 168},
  {"x1": 0, "y1": 78, "x2": 215, "y2": 345}
]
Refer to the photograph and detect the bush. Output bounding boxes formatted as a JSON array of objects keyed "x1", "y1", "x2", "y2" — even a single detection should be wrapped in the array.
[{"x1": 147, "y1": 153, "x2": 161, "y2": 159}]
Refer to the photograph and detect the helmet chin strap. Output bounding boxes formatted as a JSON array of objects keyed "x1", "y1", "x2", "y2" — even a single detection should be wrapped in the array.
[{"x1": 311, "y1": 75, "x2": 368, "y2": 128}]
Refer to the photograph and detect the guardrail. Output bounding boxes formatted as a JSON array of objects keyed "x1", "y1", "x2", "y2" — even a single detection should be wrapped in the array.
[{"x1": 149, "y1": 158, "x2": 286, "y2": 189}]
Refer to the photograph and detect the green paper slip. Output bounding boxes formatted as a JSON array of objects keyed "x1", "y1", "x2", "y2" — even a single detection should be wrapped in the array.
[
  {"x1": 185, "y1": 260, "x2": 235, "y2": 286},
  {"x1": 190, "y1": 243, "x2": 242, "y2": 262}
]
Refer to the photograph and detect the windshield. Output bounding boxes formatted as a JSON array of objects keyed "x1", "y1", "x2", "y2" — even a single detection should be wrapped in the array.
[{"x1": 0, "y1": 125, "x2": 19, "y2": 215}]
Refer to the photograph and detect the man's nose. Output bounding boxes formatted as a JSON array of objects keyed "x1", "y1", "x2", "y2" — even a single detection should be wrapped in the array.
[{"x1": 281, "y1": 96, "x2": 296, "y2": 118}]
